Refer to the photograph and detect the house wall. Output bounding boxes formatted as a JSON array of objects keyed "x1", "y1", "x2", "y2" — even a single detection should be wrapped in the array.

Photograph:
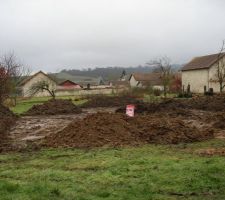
[
  {"x1": 22, "y1": 73, "x2": 57, "y2": 97},
  {"x1": 129, "y1": 75, "x2": 139, "y2": 87},
  {"x1": 208, "y1": 57, "x2": 225, "y2": 93},
  {"x1": 182, "y1": 69, "x2": 209, "y2": 93},
  {"x1": 182, "y1": 57, "x2": 225, "y2": 93},
  {"x1": 55, "y1": 88, "x2": 126, "y2": 97}
]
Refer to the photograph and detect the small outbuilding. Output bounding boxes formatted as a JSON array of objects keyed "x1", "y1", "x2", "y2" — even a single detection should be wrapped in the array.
[
  {"x1": 57, "y1": 80, "x2": 82, "y2": 90},
  {"x1": 129, "y1": 73, "x2": 163, "y2": 90}
]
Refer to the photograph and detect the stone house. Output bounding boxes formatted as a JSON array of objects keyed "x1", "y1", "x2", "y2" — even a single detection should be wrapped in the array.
[
  {"x1": 182, "y1": 53, "x2": 225, "y2": 93},
  {"x1": 18, "y1": 71, "x2": 57, "y2": 97},
  {"x1": 129, "y1": 73, "x2": 163, "y2": 90}
]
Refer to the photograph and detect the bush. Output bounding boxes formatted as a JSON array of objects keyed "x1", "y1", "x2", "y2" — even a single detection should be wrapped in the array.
[
  {"x1": 177, "y1": 92, "x2": 192, "y2": 98},
  {"x1": 153, "y1": 88, "x2": 161, "y2": 96}
]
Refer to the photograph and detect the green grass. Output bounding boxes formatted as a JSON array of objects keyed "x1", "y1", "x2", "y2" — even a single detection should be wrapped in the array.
[
  {"x1": 0, "y1": 140, "x2": 225, "y2": 200},
  {"x1": 9, "y1": 96, "x2": 87, "y2": 114}
]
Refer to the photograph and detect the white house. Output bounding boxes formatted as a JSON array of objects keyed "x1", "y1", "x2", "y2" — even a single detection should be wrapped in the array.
[
  {"x1": 18, "y1": 71, "x2": 57, "y2": 97},
  {"x1": 129, "y1": 73, "x2": 163, "y2": 90},
  {"x1": 182, "y1": 53, "x2": 225, "y2": 93}
]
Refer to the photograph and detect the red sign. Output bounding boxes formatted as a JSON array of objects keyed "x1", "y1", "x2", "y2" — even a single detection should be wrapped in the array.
[{"x1": 126, "y1": 104, "x2": 135, "y2": 117}]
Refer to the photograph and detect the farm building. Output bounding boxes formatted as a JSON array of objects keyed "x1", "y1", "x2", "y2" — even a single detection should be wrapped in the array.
[
  {"x1": 57, "y1": 80, "x2": 82, "y2": 90},
  {"x1": 17, "y1": 71, "x2": 114, "y2": 97},
  {"x1": 129, "y1": 73, "x2": 163, "y2": 90},
  {"x1": 18, "y1": 71, "x2": 57, "y2": 97},
  {"x1": 51, "y1": 72, "x2": 107, "y2": 89},
  {"x1": 182, "y1": 53, "x2": 225, "y2": 93}
]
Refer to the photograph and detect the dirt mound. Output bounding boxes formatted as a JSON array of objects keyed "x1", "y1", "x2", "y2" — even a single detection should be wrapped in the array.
[
  {"x1": 116, "y1": 95, "x2": 225, "y2": 114},
  {"x1": 43, "y1": 113, "x2": 213, "y2": 148},
  {"x1": 0, "y1": 104, "x2": 17, "y2": 151},
  {"x1": 182, "y1": 95, "x2": 225, "y2": 112},
  {"x1": 25, "y1": 99, "x2": 82, "y2": 115},
  {"x1": 81, "y1": 95, "x2": 140, "y2": 108},
  {"x1": 210, "y1": 112, "x2": 225, "y2": 129},
  {"x1": 116, "y1": 100, "x2": 189, "y2": 117}
]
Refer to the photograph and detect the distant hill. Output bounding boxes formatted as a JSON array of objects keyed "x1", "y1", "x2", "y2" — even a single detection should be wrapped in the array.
[{"x1": 60, "y1": 64, "x2": 183, "y2": 81}]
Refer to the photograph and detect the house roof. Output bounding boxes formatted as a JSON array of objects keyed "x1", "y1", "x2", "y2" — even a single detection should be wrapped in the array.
[
  {"x1": 182, "y1": 53, "x2": 225, "y2": 71},
  {"x1": 50, "y1": 72, "x2": 106, "y2": 86},
  {"x1": 130, "y1": 73, "x2": 162, "y2": 85},
  {"x1": 19, "y1": 71, "x2": 57, "y2": 86},
  {"x1": 58, "y1": 80, "x2": 80, "y2": 86},
  {"x1": 110, "y1": 80, "x2": 130, "y2": 87}
]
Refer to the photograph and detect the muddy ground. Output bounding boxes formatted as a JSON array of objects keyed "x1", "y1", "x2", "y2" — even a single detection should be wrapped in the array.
[
  {"x1": 3, "y1": 107, "x2": 224, "y2": 152},
  {"x1": 4, "y1": 108, "x2": 116, "y2": 151},
  {"x1": 1, "y1": 95, "x2": 225, "y2": 152}
]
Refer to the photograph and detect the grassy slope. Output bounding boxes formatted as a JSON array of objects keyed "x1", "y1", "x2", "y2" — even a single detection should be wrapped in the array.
[{"x1": 0, "y1": 140, "x2": 225, "y2": 200}]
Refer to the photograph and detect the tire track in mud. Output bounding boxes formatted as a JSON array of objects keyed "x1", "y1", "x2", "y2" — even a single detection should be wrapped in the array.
[{"x1": 8, "y1": 108, "x2": 117, "y2": 151}]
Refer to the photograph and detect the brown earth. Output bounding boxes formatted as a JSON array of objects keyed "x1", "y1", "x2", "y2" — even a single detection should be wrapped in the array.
[
  {"x1": 116, "y1": 95, "x2": 225, "y2": 114},
  {"x1": 25, "y1": 99, "x2": 82, "y2": 115},
  {"x1": 81, "y1": 95, "x2": 140, "y2": 108},
  {"x1": 2, "y1": 95, "x2": 225, "y2": 151},
  {"x1": 1, "y1": 107, "x2": 117, "y2": 152},
  {"x1": 196, "y1": 148, "x2": 225, "y2": 156},
  {"x1": 43, "y1": 112, "x2": 214, "y2": 149},
  {"x1": 0, "y1": 104, "x2": 17, "y2": 152}
]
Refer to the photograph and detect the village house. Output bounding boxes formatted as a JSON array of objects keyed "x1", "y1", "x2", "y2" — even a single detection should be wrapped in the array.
[
  {"x1": 182, "y1": 53, "x2": 225, "y2": 93},
  {"x1": 18, "y1": 71, "x2": 57, "y2": 97},
  {"x1": 57, "y1": 80, "x2": 82, "y2": 90},
  {"x1": 129, "y1": 73, "x2": 163, "y2": 90},
  {"x1": 17, "y1": 71, "x2": 114, "y2": 97}
]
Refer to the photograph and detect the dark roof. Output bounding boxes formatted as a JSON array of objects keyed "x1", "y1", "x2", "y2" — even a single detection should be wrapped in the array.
[
  {"x1": 19, "y1": 71, "x2": 57, "y2": 86},
  {"x1": 182, "y1": 53, "x2": 225, "y2": 71},
  {"x1": 49, "y1": 72, "x2": 106, "y2": 86},
  {"x1": 130, "y1": 73, "x2": 162, "y2": 85}
]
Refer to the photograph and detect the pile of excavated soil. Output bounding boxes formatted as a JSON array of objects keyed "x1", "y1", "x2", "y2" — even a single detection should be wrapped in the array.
[
  {"x1": 81, "y1": 95, "x2": 140, "y2": 108},
  {"x1": 43, "y1": 113, "x2": 213, "y2": 148},
  {"x1": 0, "y1": 104, "x2": 17, "y2": 151},
  {"x1": 25, "y1": 99, "x2": 82, "y2": 115},
  {"x1": 182, "y1": 95, "x2": 225, "y2": 112},
  {"x1": 116, "y1": 95, "x2": 225, "y2": 114},
  {"x1": 210, "y1": 112, "x2": 225, "y2": 129}
]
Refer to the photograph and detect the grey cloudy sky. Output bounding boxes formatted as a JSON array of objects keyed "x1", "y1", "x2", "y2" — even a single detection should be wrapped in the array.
[{"x1": 0, "y1": 0, "x2": 225, "y2": 72}]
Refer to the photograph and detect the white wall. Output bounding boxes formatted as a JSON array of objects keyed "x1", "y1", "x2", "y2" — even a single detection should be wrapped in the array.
[
  {"x1": 208, "y1": 57, "x2": 225, "y2": 93},
  {"x1": 129, "y1": 75, "x2": 139, "y2": 87},
  {"x1": 182, "y1": 69, "x2": 209, "y2": 93},
  {"x1": 55, "y1": 88, "x2": 127, "y2": 97}
]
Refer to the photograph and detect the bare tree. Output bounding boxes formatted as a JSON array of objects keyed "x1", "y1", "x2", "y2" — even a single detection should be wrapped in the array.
[
  {"x1": 147, "y1": 56, "x2": 172, "y2": 97},
  {"x1": 29, "y1": 81, "x2": 56, "y2": 99},
  {"x1": 0, "y1": 52, "x2": 30, "y2": 105},
  {"x1": 215, "y1": 40, "x2": 225, "y2": 93}
]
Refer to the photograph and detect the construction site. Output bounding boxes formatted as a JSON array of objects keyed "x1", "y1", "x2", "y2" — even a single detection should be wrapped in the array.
[
  {"x1": 0, "y1": 95, "x2": 224, "y2": 154},
  {"x1": 0, "y1": 94, "x2": 225, "y2": 199}
]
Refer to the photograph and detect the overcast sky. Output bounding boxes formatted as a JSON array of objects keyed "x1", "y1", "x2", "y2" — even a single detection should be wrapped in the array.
[{"x1": 0, "y1": 0, "x2": 225, "y2": 72}]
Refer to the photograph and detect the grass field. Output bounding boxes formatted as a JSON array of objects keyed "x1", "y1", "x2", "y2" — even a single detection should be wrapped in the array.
[
  {"x1": 9, "y1": 96, "x2": 87, "y2": 114},
  {"x1": 0, "y1": 139, "x2": 225, "y2": 200}
]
